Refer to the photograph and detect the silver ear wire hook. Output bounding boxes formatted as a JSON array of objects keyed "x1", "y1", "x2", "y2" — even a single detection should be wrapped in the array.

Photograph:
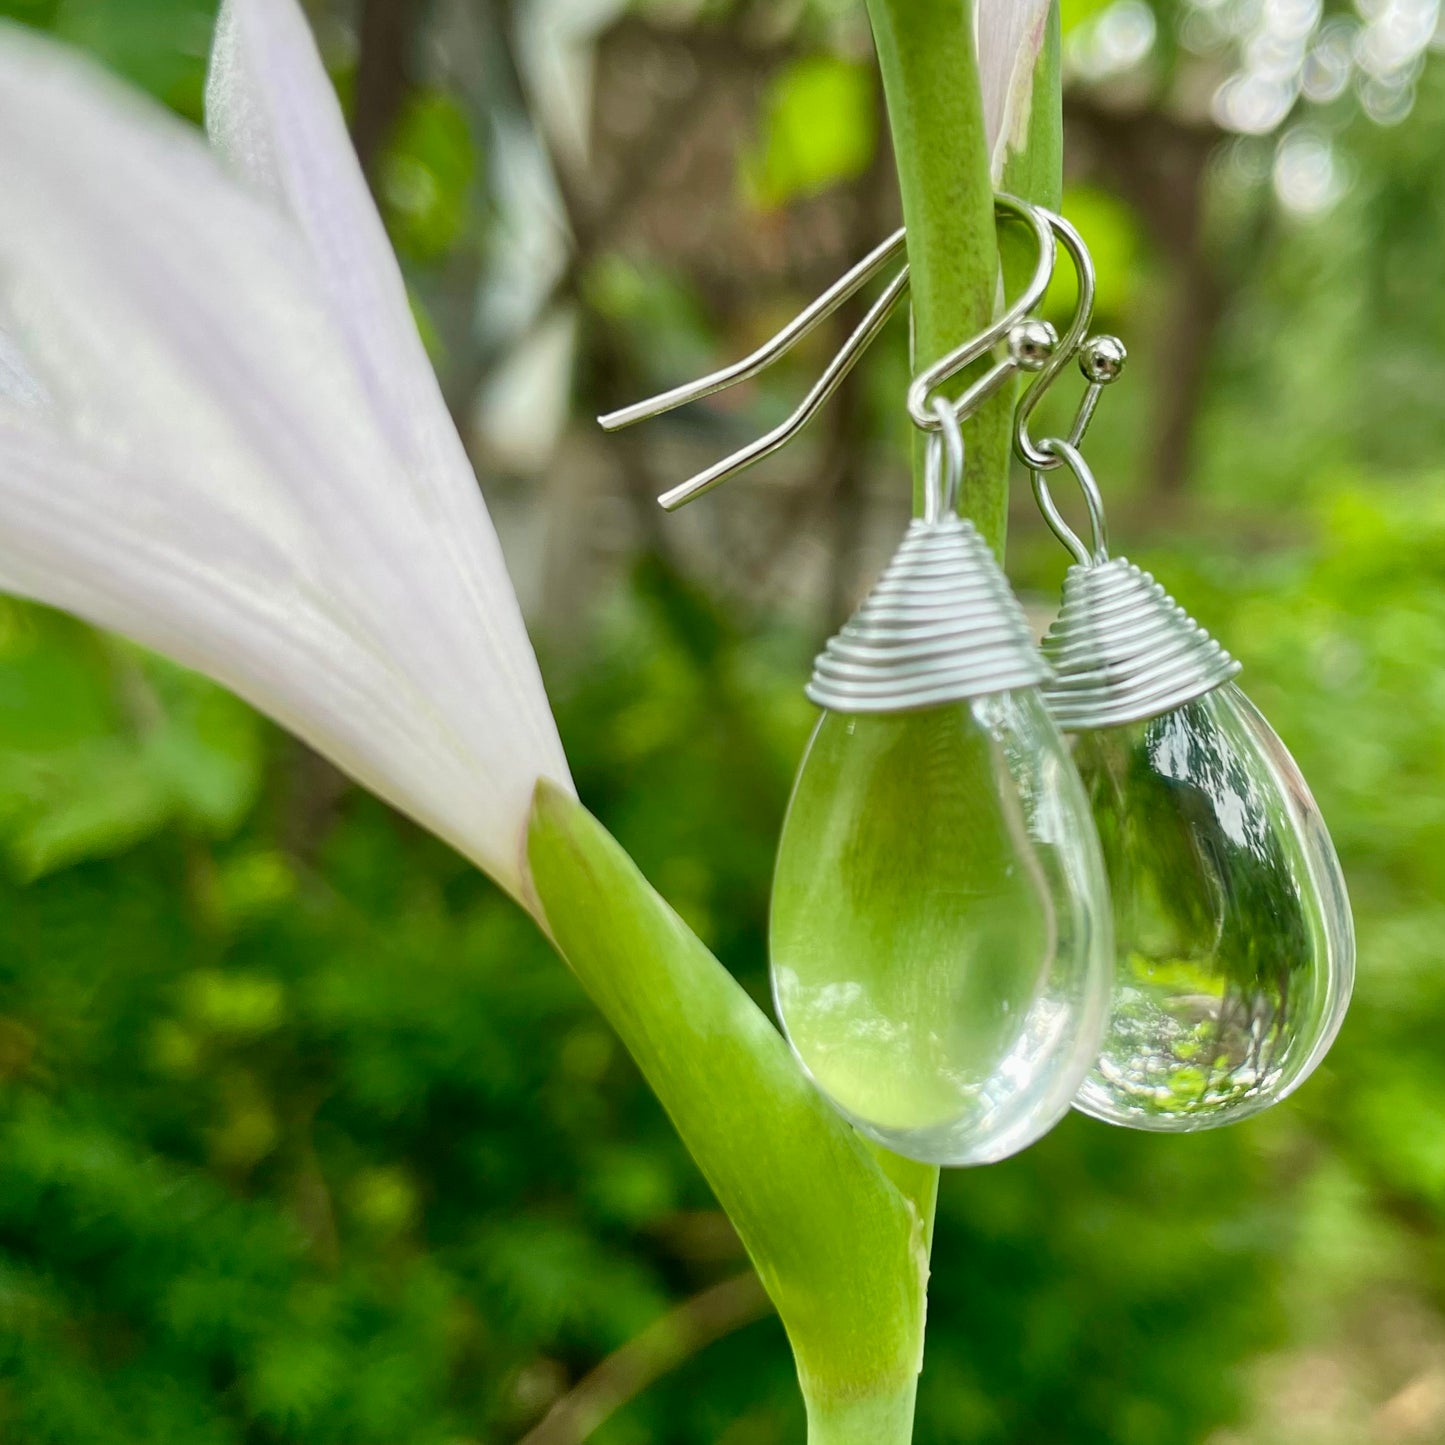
[
  {"x1": 598, "y1": 227, "x2": 907, "y2": 435},
  {"x1": 906, "y1": 196, "x2": 1057, "y2": 431},
  {"x1": 1011, "y1": 211, "x2": 1127, "y2": 473},
  {"x1": 601, "y1": 194, "x2": 1059, "y2": 510},
  {"x1": 656, "y1": 264, "x2": 910, "y2": 511}
]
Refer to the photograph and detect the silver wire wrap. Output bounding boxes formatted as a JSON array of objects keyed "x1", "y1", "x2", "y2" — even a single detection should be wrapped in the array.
[
  {"x1": 1041, "y1": 561, "x2": 1241, "y2": 731},
  {"x1": 1031, "y1": 435, "x2": 1240, "y2": 731},
  {"x1": 806, "y1": 403, "x2": 1050, "y2": 714}
]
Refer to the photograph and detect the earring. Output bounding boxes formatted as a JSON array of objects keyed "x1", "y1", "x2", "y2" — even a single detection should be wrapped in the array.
[
  {"x1": 770, "y1": 395, "x2": 1113, "y2": 1167},
  {"x1": 1016, "y1": 218, "x2": 1354, "y2": 1131}
]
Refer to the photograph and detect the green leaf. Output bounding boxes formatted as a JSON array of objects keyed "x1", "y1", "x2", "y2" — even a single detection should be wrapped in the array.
[
  {"x1": 1059, "y1": 0, "x2": 1115, "y2": 38},
  {"x1": 526, "y1": 781, "x2": 930, "y2": 1439},
  {"x1": 50, "y1": 0, "x2": 214, "y2": 114},
  {"x1": 0, "y1": 629, "x2": 263, "y2": 874},
  {"x1": 4, "y1": 742, "x2": 170, "y2": 876},
  {"x1": 143, "y1": 677, "x2": 263, "y2": 834}
]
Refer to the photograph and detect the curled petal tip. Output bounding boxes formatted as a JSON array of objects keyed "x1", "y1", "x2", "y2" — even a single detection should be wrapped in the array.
[{"x1": 976, "y1": 0, "x2": 1054, "y2": 181}]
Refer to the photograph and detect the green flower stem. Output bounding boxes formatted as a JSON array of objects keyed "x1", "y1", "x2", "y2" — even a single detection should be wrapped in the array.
[
  {"x1": 804, "y1": 1382, "x2": 921, "y2": 1445},
  {"x1": 527, "y1": 784, "x2": 931, "y2": 1445},
  {"x1": 864, "y1": 0, "x2": 1005, "y2": 547},
  {"x1": 865, "y1": 0, "x2": 1064, "y2": 554},
  {"x1": 854, "y1": 3, "x2": 1001, "y2": 1419}
]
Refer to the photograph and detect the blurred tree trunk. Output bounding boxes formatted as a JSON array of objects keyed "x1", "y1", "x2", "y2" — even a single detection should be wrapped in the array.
[{"x1": 352, "y1": 0, "x2": 426, "y2": 184}]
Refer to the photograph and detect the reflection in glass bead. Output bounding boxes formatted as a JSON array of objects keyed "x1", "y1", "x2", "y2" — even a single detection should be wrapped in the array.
[
  {"x1": 1071, "y1": 683, "x2": 1354, "y2": 1131},
  {"x1": 769, "y1": 691, "x2": 1113, "y2": 1166}
]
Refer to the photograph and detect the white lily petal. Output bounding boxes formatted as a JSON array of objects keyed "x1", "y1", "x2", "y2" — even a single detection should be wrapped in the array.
[
  {"x1": 0, "y1": 329, "x2": 48, "y2": 412},
  {"x1": 206, "y1": 0, "x2": 482, "y2": 510},
  {"x1": 0, "y1": 24, "x2": 571, "y2": 906},
  {"x1": 0, "y1": 416, "x2": 488, "y2": 859},
  {"x1": 976, "y1": 0, "x2": 1053, "y2": 181}
]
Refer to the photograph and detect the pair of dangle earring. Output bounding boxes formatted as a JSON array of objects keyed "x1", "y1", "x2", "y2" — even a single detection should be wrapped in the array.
[{"x1": 602, "y1": 197, "x2": 1354, "y2": 1163}]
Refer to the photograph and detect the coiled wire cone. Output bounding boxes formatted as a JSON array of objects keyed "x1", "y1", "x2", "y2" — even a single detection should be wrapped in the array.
[
  {"x1": 1041, "y1": 557, "x2": 1240, "y2": 731},
  {"x1": 807, "y1": 514, "x2": 1050, "y2": 713}
]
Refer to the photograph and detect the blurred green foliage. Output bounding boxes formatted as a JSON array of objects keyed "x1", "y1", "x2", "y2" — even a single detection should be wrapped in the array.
[
  {"x1": 0, "y1": 552, "x2": 1288, "y2": 1445},
  {"x1": 3, "y1": 2, "x2": 1445, "y2": 1444},
  {"x1": 743, "y1": 56, "x2": 878, "y2": 210},
  {"x1": 381, "y1": 91, "x2": 479, "y2": 264}
]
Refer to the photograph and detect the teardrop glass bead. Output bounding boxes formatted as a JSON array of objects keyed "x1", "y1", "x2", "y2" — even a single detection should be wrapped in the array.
[
  {"x1": 1070, "y1": 682, "x2": 1354, "y2": 1130},
  {"x1": 769, "y1": 690, "x2": 1113, "y2": 1166}
]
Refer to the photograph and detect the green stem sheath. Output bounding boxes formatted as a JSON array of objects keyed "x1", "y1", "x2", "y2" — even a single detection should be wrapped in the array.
[{"x1": 804, "y1": 1382, "x2": 921, "y2": 1445}]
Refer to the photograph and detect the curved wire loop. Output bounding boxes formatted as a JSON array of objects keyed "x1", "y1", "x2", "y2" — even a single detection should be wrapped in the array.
[
  {"x1": 1032, "y1": 438, "x2": 1110, "y2": 566},
  {"x1": 1012, "y1": 210, "x2": 1100, "y2": 472},
  {"x1": 905, "y1": 196, "x2": 1056, "y2": 431},
  {"x1": 600, "y1": 195, "x2": 1060, "y2": 511},
  {"x1": 922, "y1": 396, "x2": 966, "y2": 524}
]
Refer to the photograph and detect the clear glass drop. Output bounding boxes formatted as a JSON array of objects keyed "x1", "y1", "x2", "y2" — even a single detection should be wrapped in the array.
[
  {"x1": 769, "y1": 689, "x2": 1113, "y2": 1166},
  {"x1": 1070, "y1": 682, "x2": 1354, "y2": 1131}
]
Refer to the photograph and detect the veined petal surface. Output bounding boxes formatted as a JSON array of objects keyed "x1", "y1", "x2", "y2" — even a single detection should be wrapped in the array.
[
  {"x1": 0, "y1": 23, "x2": 571, "y2": 907},
  {"x1": 206, "y1": 0, "x2": 483, "y2": 498}
]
